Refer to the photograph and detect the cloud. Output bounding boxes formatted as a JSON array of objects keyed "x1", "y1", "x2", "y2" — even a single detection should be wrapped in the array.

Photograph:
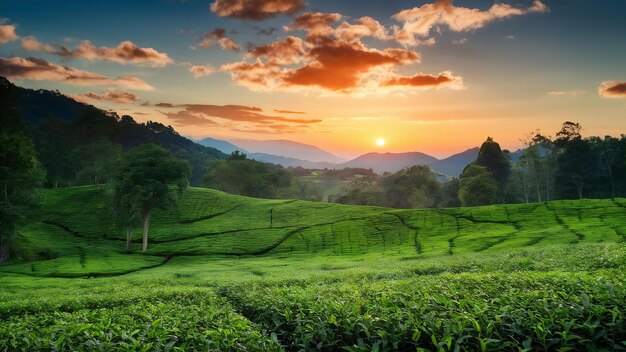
[
  {"x1": 274, "y1": 109, "x2": 305, "y2": 114},
  {"x1": 281, "y1": 41, "x2": 420, "y2": 91},
  {"x1": 0, "y1": 56, "x2": 154, "y2": 90},
  {"x1": 246, "y1": 36, "x2": 308, "y2": 65},
  {"x1": 288, "y1": 12, "x2": 342, "y2": 41},
  {"x1": 547, "y1": 90, "x2": 584, "y2": 97},
  {"x1": 162, "y1": 110, "x2": 217, "y2": 126},
  {"x1": 161, "y1": 104, "x2": 320, "y2": 131},
  {"x1": 598, "y1": 81, "x2": 626, "y2": 98},
  {"x1": 254, "y1": 26, "x2": 277, "y2": 36},
  {"x1": 222, "y1": 11, "x2": 464, "y2": 95},
  {"x1": 0, "y1": 23, "x2": 19, "y2": 44},
  {"x1": 79, "y1": 90, "x2": 139, "y2": 104},
  {"x1": 199, "y1": 29, "x2": 240, "y2": 51},
  {"x1": 21, "y1": 37, "x2": 173, "y2": 66},
  {"x1": 189, "y1": 64, "x2": 215, "y2": 77},
  {"x1": 334, "y1": 16, "x2": 390, "y2": 43},
  {"x1": 210, "y1": 0, "x2": 305, "y2": 20},
  {"x1": 21, "y1": 36, "x2": 55, "y2": 51},
  {"x1": 382, "y1": 72, "x2": 463, "y2": 89},
  {"x1": 392, "y1": 0, "x2": 548, "y2": 46}
]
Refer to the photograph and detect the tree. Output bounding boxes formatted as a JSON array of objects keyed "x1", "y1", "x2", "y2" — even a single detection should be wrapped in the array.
[
  {"x1": 72, "y1": 141, "x2": 122, "y2": 189},
  {"x1": 113, "y1": 144, "x2": 191, "y2": 251},
  {"x1": 458, "y1": 165, "x2": 499, "y2": 206},
  {"x1": 204, "y1": 158, "x2": 292, "y2": 198},
  {"x1": 381, "y1": 165, "x2": 441, "y2": 208},
  {"x1": 0, "y1": 81, "x2": 45, "y2": 261},
  {"x1": 474, "y1": 137, "x2": 511, "y2": 192}
]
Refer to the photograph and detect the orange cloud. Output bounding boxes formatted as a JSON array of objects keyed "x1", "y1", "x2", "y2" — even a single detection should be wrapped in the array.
[
  {"x1": 162, "y1": 110, "x2": 218, "y2": 126},
  {"x1": 247, "y1": 36, "x2": 308, "y2": 65},
  {"x1": 0, "y1": 23, "x2": 19, "y2": 44},
  {"x1": 222, "y1": 11, "x2": 465, "y2": 95},
  {"x1": 0, "y1": 56, "x2": 154, "y2": 90},
  {"x1": 382, "y1": 72, "x2": 463, "y2": 89},
  {"x1": 392, "y1": 0, "x2": 548, "y2": 46},
  {"x1": 334, "y1": 17, "x2": 389, "y2": 43},
  {"x1": 282, "y1": 41, "x2": 420, "y2": 91},
  {"x1": 599, "y1": 81, "x2": 626, "y2": 98},
  {"x1": 21, "y1": 37, "x2": 173, "y2": 66},
  {"x1": 199, "y1": 29, "x2": 240, "y2": 51},
  {"x1": 80, "y1": 90, "x2": 139, "y2": 104},
  {"x1": 189, "y1": 64, "x2": 215, "y2": 78},
  {"x1": 210, "y1": 0, "x2": 305, "y2": 20},
  {"x1": 274, "y1": 109, "x2": 305, "y2": 114},
  {"x1": 289, "y1": 12, "x2": 342, "y2": 41}
]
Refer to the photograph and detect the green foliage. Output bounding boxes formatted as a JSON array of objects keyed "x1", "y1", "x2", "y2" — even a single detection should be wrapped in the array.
[
  {"x1": 113, "y1": 144, "x2": 191, "y2": 251},
  {"x1": 1, "y1": 186, "x2": 626, "y2": 350},
  {"x1": 0, "y1": 79, "x2": 45, "y2": 261},
  {"x1": 459, "y1": 165, "x2": 498, "y2": 206},
  {"x1": 474, "y1": 137, "x2": 511, "y2": 190},
  {"x1": 337, "y1": 165, "x2": 445, "y2": 209},
  {"x1": 204, "y1": 157, "x2": 292, "y2": 198}
]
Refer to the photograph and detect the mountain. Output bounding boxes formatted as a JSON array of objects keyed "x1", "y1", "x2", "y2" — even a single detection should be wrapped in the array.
[
  {"x1": 1, "y1": 76, "x2": 226, "y2": 186},
  {"x1": 337, "y1": 148, "x2": 480, "y2": 176},
  {"x1": 230, "y1": 139, "x2": 346, "y2": 164},
  {"x1": 197, "y1": 137, "x2": 247, "y2": 155},
  {"x1": 429, "y1": 148, "x2": 480, "y2": 177},
  {"x1": 248, "y1": 153, "x2": 336, "y2": 169},
  {"x1": 340, "y1": 152, "x2": 439, "y2": 174}
]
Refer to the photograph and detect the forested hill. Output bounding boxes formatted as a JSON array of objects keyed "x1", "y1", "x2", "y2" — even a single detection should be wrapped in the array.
[{"x1": 0, "y1": 76, "x2": 226, "y2": 186}]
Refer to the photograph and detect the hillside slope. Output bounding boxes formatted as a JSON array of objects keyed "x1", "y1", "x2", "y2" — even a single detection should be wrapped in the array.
[{"x1": 2, "y1": 186, "x2": 625, "y2": 277}]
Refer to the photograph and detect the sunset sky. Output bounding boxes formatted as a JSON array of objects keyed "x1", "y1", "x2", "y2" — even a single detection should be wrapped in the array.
[{"x1": 1, "y1": 0, "x2": 624, "y2": 158}]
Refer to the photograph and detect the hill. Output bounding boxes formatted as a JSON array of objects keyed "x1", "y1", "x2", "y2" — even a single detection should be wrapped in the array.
[
  {"x1": 340, "y1": 152, "x2": 439, "y2": 174},
  {"x1": 429, "y1": 147, "x2": 479, "y2": 176},
  {"x1": 1, "y1": 76, "x2": 227, "y2": 186},
  {"x1": 231, "y1": 139, "x2": 346, "y2": 163},
  {"x1": 1, "y1": 187, "x2": 626, "y2": 350},
  {"x1": 3, "y1": 186, "x2": 625, "y2": 277},
  {"x1": 197, "y1": 137, "x2": 247, "y2": 155}
]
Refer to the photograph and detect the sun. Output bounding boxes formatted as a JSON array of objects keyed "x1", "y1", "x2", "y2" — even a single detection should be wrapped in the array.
[{"x1": 376, "y1": 138, "x2": 386, "y2": 147}]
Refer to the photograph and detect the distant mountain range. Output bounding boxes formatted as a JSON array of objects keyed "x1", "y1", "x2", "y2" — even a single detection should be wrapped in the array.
[
  {"x1": 199, "y1": 136, "x2": 480, "y2": 177},
  {"x1": 229, "y1": 139, "x2": 347, "y2": 164},
  {"x1": 197, "y1": 137, "x2": 248, "y2": 155}
]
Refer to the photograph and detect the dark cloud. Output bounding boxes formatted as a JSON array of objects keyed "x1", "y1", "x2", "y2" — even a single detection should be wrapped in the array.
[
  {"x1": 599, "y1": 81, "x2": 626, "y2": 98},
  {"x1": 21, "y1": 37, "x2": 173, "y2": 66},
  {"x1": 199, "y1": 29, "x2": 240, "y2": 51},
  {"x1": 80, "y1": 90, "x2": 139, "y2": 104},
  {"x1": 210, "y1": 0, "x2": 305, "y2": 20},
  {"x1": 0, "y1": 56, "x2": 154, "y2": 90}
]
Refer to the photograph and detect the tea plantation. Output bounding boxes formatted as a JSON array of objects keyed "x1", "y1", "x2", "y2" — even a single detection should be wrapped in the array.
[{"x1": 1, "y1": 186, "x2": 625, "y2": 351}]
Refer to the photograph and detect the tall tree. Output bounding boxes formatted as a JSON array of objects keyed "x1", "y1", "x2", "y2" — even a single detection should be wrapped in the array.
[
  {"x1": 113, "y1": 144, "x2": 191, "y2": 251},
  {"x1": 474, "y1": 137, "x2": 511, "y2": 190}
]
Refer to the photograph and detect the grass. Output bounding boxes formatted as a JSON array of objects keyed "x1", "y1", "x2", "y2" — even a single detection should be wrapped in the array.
[{"x1": 1, "y1": 186, "x2": 626, "y2": 350}]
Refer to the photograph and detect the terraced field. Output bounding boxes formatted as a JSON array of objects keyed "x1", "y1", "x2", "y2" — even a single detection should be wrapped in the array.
[{"x1": 1, "y1": 186, "x2": 625, "y2": 350}]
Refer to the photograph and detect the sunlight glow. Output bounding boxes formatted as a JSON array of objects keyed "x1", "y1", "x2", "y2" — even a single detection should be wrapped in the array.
[{"x1": 376, "y1": 138, "x2": 386, "y2": 146}]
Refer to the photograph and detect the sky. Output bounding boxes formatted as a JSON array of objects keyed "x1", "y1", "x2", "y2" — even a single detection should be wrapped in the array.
[{"x1": 0, "y1": 0, "x2": 624, "y2": 159}]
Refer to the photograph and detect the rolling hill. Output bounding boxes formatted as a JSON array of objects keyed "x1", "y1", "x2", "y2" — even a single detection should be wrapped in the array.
[
  {"x1": 2, "y1": 187, "x2": 626, "y2": 350},
  {"x1": 4, "y1": 186, "x2": 625, "y2": 276}
]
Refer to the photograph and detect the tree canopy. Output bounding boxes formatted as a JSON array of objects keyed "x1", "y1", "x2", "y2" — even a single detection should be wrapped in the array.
[{"x1": 113, "y1": 144, "x2": 191, "y2": 251}]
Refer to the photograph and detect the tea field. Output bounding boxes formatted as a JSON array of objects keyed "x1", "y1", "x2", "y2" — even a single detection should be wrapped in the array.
[{"x1": 1, "y1": 186, "x2": 625, "y2": 350}]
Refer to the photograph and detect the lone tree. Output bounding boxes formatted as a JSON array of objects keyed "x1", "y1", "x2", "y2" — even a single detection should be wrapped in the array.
[
  {"x1": 113, "y1": 144, "x2": 191, "y2": 251},
  {"x1": 0, "y1": 78, "x2": 45, "y2": 261}
]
